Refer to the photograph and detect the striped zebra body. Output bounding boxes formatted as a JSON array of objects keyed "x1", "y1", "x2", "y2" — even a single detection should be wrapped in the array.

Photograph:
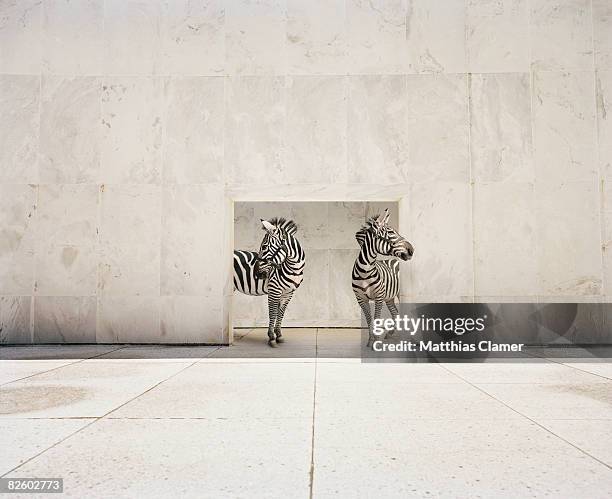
[
  {"x1": 352, "y1": 209, "x2": 414, "y2": 347},
  {"x1": 353, "y1": 259, "x2": 401, "y2": 302},
  {"x1": 233, "y1": 250, "x2": 268, "y2": 296},
  {"x1": 233, "y1": 218, "x2": 305, "y2": 346}
]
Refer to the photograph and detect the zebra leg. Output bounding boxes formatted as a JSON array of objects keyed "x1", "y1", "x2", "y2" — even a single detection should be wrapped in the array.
[
  {"x1": 274, "y1": 292, "x2": 293, "y2": 343},
  {"x1": 385, "y1": 299, "x2": 400, "y2": 338},
  {"x1": 356, "y1": 295, "x2": 374, "y2": 346},
  {"x1": 266, "y1": 294, "x2": 280, "y2": 347},
  {"x1": 373, "y1": 300, "x2": 383, "y2": 347}
]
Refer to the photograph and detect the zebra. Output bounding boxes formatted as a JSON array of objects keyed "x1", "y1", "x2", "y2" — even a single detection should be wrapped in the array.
[
  {"x1": 233, "y1": 218, "x2": 305, "y2": 347},
  {"x1": 352, "y1": 209, "x2": 414, "y2": 347}
]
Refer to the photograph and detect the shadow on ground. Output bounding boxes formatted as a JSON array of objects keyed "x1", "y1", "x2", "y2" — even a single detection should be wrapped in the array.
[{"x1": 0, "y1": 329, "x2": 363, "y2": 360}]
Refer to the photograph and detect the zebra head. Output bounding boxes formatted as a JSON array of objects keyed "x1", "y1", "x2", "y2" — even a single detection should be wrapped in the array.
[
  {"x1": 357, "y1": 209, "x2": 414, "y2": 261},
  {"x1": 254, "y1": 218, "x2": 297, "y2": 277}
]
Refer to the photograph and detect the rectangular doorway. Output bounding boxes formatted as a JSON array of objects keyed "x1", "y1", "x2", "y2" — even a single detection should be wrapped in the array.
[{"x1": 232, "y1": 201, "x2": 399, "y2": 329}]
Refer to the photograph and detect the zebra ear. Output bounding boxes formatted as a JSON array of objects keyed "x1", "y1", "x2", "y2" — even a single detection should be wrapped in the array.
[
  {"x1": 382, "y1": 209, "x2": 390, "y2": 225},
  {"x1": 261, "y1": 219, "x2": 276, "y2": 232}
]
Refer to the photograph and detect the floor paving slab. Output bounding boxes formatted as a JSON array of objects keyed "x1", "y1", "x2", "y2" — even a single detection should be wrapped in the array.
[
  {"x1": 0, "y1": 361, "x2": 193, "y2": 418},
  {"x1": 111, "y1": 362, "x2": 316, "y2": 420},
  {"x1": 3, "y1": 418, "x2": 312, "y2": 499},
  {"x1": 475, "y1": 382, "x2": 612, "y2": 420},
  {"x1": 313, "y1": 417, "x2": 612, "y2": 498},
  {"x1": 0, "y1": 418, "x2": 91, "y2": 475}
]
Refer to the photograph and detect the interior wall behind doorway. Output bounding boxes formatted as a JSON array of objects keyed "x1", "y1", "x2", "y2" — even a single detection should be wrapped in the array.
[{"x1": 233, "y1": 202, "x2": 399, "y2": 328}]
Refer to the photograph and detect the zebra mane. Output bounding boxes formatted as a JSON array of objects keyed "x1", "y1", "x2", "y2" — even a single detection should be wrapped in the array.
[
  {"x1": 355, "y1": 214, "x2": 386, "y2": 246},
  {"x1": 361, "y1": 214, "x2": 381, "y2": 231},
  {"x1": 267, "y1": 217, "x2": 298, "y2": 235}
]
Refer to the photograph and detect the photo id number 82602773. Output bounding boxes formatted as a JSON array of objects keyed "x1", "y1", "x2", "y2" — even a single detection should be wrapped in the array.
[{"x1": 0, "y1": 478, "x2": 63, "y2": 494}]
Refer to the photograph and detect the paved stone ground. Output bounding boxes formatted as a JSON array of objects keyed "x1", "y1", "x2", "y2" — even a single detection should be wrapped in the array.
[{"x1": 1, "y1": 329, "x2": 611, "y2": 498}]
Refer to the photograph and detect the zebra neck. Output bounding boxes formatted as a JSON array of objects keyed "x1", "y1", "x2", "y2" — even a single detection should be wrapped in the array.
[
  {"x1": 356, "y1": 237, "x2": 378, "y2": 271},
  {"x1": 280, "y1": 238, "x2": 304, "y2": 269}
]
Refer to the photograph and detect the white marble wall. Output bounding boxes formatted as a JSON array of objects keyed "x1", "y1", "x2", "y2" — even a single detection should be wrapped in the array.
[{"x1": 0, "y1": 0, "x2": 610, "y2": 343}]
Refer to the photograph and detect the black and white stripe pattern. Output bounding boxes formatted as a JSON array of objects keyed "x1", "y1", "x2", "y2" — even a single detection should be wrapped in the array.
[
  {"x1": 233, "y1": 218, "x2": 305, "y2": 346},
  {"x1": 352, "y1": 209, "x2": 414, "y2": 346},
  {"x1": 233, "y1": 250, "x2": 267, "y2": 296}
]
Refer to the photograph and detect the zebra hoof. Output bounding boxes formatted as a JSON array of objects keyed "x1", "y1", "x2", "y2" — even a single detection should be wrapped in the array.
[
  {"x1": 275, "y1": 336, "x2": 285, "y2": 343},
  {"x1": 268, "y1": 339, "x2": 278, "y2": 348}
]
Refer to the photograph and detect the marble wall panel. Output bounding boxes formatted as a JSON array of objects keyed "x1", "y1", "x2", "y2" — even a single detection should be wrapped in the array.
[
  {"x1": 406, "y1": 0, "x2": 466, "y2": 74},
  {"x1": 42, "y1": 0, "x2": 103, "y2": 75},
  {"x1": 347, "y1": 75, "x2": 409, "y2": 184},
  {"x1": 405, "y1": 74, "x2": 469, "y2": 182},
  {"x1": 593, "y1": 0, "x2": 612, "y2": 70},
  {"x1": 470, "y1": 73, "x2": 533, "y2": 182},
  {"x1": 34, "y1": 296, "x2": 96, "y2": 343},
  {"x1": 100, "y1": 77, "x2": 164, "y2": 184},
  {"x1": 160, "y1": 296, "x2": 223, "y2": 344},
  {"x1": 35, "y1": 184, "x2": 98, "y2": 299},
  {"x1": 0, "y1": 0, "x2": 41, "y2": 74},
  {"x1": 37, "y1": 185, "x2": 98, "y2": 247},
  {"x1": 602, "y1": 180, "x2": 612, "y2": 297},
  {"x1": 0, "y1": 184, "x2": 37, "y2": 295},
  {"x1": 98, "y1": 185, "x2": 161, "y2": 297},
  {"x1": 97, "y1": 296, "x2": 161, "y2": 343},
  {"x1": 35, "y1": 244, "x2": 97, "y2": 296},
  {"x1": 407, "y1": 182, "x2": 473, "y2": 299},
  {"x1": 530, "y1": 0, "x2": 593, "y2": 71},
  {"x1": 346, "y1": 0, "x2": 407, "y2": 74},
  {"x1": 289, "y1": 202, "x2": 329, "y2": 250},
  {"x1": 161, "y1": 185, "x2": 225, "y2": 296},
  {"x1": 103, "y1": 0, "x2": 162, "y2": 75},
  {"x1": 225, "y1": 0, "x2": 286, "y2": 75},
  {"x1": 225, "y1": 76, "x2": 285, "y2": 184},
  {"x1": 597, "y1": 71, "x2": 612, "y2": 179},
  {"x1": 328, "y1": 202, "x2": 366, "y2": 250},
  {"x1": 161, "y1": 0, "x2": 224, "y2": 76},
  {"x1": 0, "y1": 296, "x2": 32, "y2": 344},
  {"x1": 163, "y1": 77, "x2": 224, "y2": 184},
  {"x1": 40, "y1": 76, "x2": 100, "y2": 183},
  {"x1": 532, "y1": 71, "x2": 597, "y2": 183},
  {"x1": 466, "y1": 0, "x2": 529, "y2": 73},
  {"x1": 232, "y1": 291, "x2": 268, "y2": 328},
  {"x1": 0, "y1": 75, "x2": 39, "y2": 183},
  {"x1": 536, "y1": 181, "x2": 601, "y2": 296},
  {"x1": 286, "y1": 0, "x2": 345, "y2": 75},
  {"x1": 285, "y1": 76, "x2": 347, "y2": 184},
  {"x1": 474, "y1": 182, "x2": 537, "y2": 296}
]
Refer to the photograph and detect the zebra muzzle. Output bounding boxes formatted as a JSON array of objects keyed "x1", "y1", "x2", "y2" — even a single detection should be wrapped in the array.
[
  {"x1": 394, "y1": 242, "x2": 414, "y2": 261},
  {"x1": 254, "y1": 260, "x2": 272, "y2": 277}
]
